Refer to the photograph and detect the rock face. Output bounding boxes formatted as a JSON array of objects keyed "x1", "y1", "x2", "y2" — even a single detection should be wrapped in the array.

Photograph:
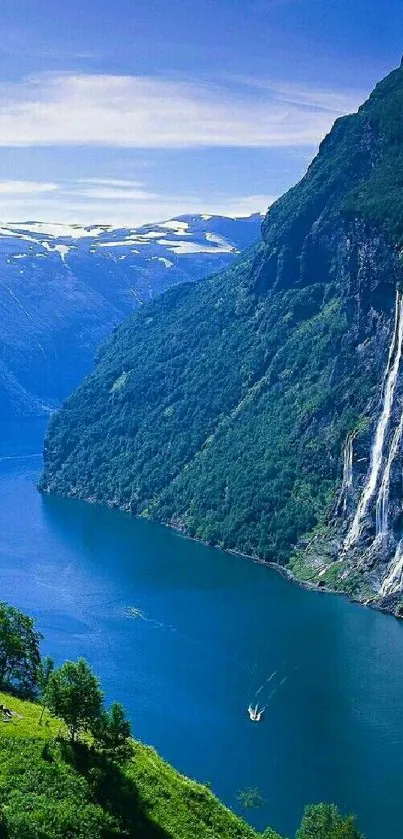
[
  {"x1": 0, "y1": 214, "x2": 262, "y2": 418},
  {"x1": 41, "y1": 62, "x2": 403, "y2": 615}
]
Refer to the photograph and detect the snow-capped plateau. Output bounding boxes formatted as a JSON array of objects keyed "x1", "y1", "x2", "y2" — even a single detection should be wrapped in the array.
[{"x1": 0, "y1": 212, "x2": 263, "y2": 418}]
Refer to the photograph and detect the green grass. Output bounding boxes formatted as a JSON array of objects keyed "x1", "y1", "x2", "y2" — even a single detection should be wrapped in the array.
[
  {"x1": 0, "y1": 697, "x2": 365, "y2": 838},
  {"x1": 127, "y1": 742, "x2": 262, "y2": 839},
  {"x1": 0, "y1": 691, "x2": 64, "y2": 739},
  {"x1": 0, "y1": 691, "x2": 367, "y2": 839},
  {"x1": 0, "y1": 691, "x2": 273, "y2": 839}
]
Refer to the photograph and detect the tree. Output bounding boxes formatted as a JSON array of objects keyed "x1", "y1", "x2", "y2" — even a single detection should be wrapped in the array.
[
  {"x1": 296, "y1": 804, "x2": 364, "y2": 839},
  {"x1": 38, "y1": 655, "x2": 55, "y2": 694},
  {"x1": 37, "y1": 655, "x2": 55, "y2": 723},
  {"x1": 92, "y1": 702, "x2": 133, "y2": 763},
  {"x1": 45, "y1": 658, "x2": 103, "y2": 743},
  {"x1": 0, "y1": 602, "x2": 43, "y2": 697}
]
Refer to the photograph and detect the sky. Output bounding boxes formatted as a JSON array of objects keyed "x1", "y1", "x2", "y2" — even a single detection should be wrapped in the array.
[{"x1": 0, "y1": 0, "x2": 401, "y2": 226}]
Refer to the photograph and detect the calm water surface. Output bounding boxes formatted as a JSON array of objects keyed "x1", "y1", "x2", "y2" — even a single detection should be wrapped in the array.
[{"x1": 0, "y1": 420, "x2": 403, "y2": 838}]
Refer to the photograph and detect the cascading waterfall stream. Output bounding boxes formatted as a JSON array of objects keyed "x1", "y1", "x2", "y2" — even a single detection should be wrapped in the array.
[
  {"x1": 380, "y1": 540, "x2": 403, "y2": 596},
  {"x1": 344, "y1": 289, "x2": 403, "y2": 550},
  {"x1": 343, "y1": 433, "x2": 354, "y2": 491},
  {"x1": 338, "y1": 433, "x2": 354, "y2": 515},
  {"x1": 375, "y1": 412, "x2": 403, "y2": 538}
]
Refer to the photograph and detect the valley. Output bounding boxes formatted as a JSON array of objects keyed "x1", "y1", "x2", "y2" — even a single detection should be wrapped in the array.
[
  {"x1": 0, "y1": 213, "x2": 262, "y2": 418},
  {"x1": 0, "y1": 15, "x2": 401, "y2": 834},
  {"x1": 1, "y1": 420, "x2": 402, "y2": 839}
]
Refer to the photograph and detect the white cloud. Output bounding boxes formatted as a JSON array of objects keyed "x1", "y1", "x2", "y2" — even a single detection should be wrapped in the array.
[
  {"x1": 77, "y1": 178, "x2": 145, "y2": 188},
  {"x1": 0, "y1": 180, "x2": 59, "y2": 194},
  {"x1": 75, "y1": 185, "x2": 160, "y2": 201},
  {"x1": 214, "y1": 194, "x2": 275, "y2": 217},
  {"x1": 0, "y1": 72, "x2": 363, "y2": 149},
  {"x1": 0, "y1": 188, "x2": 275, "y2": 227},
  {"x1": 231, "y1": 76, "x2": 366, "y2": 115}
]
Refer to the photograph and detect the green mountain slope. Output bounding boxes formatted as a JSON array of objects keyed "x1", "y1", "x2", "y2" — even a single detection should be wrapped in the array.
[{"x1": 41, "y1": 61, "x2": 403, "y2": 612}]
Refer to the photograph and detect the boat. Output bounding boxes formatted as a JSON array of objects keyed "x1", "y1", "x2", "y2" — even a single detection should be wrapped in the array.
[{"x1": 247, "y1": 703, "x2": 264, "y2": 722}]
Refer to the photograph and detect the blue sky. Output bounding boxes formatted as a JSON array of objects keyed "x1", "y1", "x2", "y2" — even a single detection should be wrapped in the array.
[{"x1": 0, "y1": 0, "x2": 401, "y2": 225}]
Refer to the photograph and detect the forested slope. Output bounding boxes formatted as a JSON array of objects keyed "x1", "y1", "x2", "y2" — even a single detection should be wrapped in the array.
[{"x1": 41, "y1": 61, "x2": 403, "y2": 612}]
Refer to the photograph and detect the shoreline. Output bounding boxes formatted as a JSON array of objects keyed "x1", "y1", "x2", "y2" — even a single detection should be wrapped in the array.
[{"x1": 40, "y1": 484, "x2": 400, "y2": 621}]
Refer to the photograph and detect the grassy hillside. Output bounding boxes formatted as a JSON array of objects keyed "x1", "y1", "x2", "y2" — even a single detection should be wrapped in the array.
[
  {"x1": 0, "y1": 691, "x2": 271, "y2": 839},
  {"x1": 0, "y1": 596, "x2": 364, "y2": 839},
  {"x1": 0, "y1": 690, "x2": 366, "y2": 839}
]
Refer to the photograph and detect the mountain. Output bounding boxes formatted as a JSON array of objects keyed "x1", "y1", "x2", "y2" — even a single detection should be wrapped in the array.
[
  {"x1": 41, "y1": 61, "x2": 403, "y2": 616},
  {"x1": 0, "y1": 213, "x2": 262, "y2": 418}
]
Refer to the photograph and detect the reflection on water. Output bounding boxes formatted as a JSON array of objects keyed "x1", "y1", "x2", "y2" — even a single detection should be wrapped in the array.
[{"x1": 0, "y1": 421, "x2": 402, "y2": 839}]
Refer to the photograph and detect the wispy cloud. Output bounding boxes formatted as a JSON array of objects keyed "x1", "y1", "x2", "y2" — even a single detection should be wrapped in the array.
[
  {"x1": 73, "y1": 179, "x2": 159, "y2": 201},
  {"x1": 0, "y1": 179, "x2": 59, "y2": 194},
  {"x1": 0, "y1": 72, "x2": 363, "y2": 149},
  {"x1": 75, "y1": 187, "x2": 160, "y2": 201},
  {"x1": 0, "y1": 177, "x2": 276, "y2": 225},
  {"x1": 77, "y1": 178, "x2": 146, "y2": 188},
  {"x1": 230, "y1": 76, "x2": 366, "y2": 114}
]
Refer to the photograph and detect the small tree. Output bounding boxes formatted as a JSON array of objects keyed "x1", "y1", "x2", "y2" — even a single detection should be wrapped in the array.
[
  {"x1": 92, "y1": 702, "x2": 133, "y2": 763},
  {"x1": 37, "y1": 655, "x2": 54, "y2": 723},
  {"x1": 45, "y1": 658, "x2": 103, "y2": 743},
  {"x1": 296, "y1": 804, "x2": 364, "y2": 839},
  {"x1": 0, "y1": 602, "x2": 43, "y2": 696}
]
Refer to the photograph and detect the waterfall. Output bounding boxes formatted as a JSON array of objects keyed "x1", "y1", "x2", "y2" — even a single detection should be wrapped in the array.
[
  {"x1": 343, "y1": 434, "x2": 354, "y2": 491},
  {"x1": 344, "y1": 290, "x2": 403, "y2": 550},
  {"x1": 380, "y1": 540, "x2": 403, "y2": 596},
  {"x1": 338, "y1": 433, "x2": 354, "y2": 514},
  {"x1": 375, "y1": 412, "x2": 403, "y2": 537}
]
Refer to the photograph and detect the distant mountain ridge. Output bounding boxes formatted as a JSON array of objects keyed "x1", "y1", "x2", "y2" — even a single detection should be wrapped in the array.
[{"x1": 0, "y1": 213, "x2": 262, "y2": 418}]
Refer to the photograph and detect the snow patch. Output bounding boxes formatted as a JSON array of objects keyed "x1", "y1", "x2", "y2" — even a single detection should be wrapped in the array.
[
  {"x1": 205, "y1": 232, "x2": 236, "y2": 251},
  {"x1": 157, "y1": 220, "x2": 189, "y2": 232},
  {"x1": 152, "y1": 256, "x2": 174, "y2": 268},
  {"x1": 0, "y1": 227, "x2": 39, "y2": 246},
  {"x1": 157, "y1": 238, "x2": 236, "y2": 255},
  {"x1": 98, "y1": 239, "x2": 150, "y2": 248},
  {"x1": 52, "y1": 245, "x2": 70, "y2": 262},
  {"x1": 41, "y1": 241, "x2": 71, "y2": 261},
  {"x1": 5, "y1": 222, "x2": 108, "y2": 239},
  {"x1": 140, "y1": 231, "x2": 162, "y2": 239}
]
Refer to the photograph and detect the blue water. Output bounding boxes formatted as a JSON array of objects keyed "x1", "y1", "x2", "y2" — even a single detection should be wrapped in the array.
[{"x1": 1, "y1": 420, "x2": 403, "y2": 839}]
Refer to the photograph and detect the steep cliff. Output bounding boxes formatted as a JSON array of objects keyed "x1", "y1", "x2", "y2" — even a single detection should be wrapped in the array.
[{"x1": 41, "y1": 62, "x2": 403, "y2": 615}]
